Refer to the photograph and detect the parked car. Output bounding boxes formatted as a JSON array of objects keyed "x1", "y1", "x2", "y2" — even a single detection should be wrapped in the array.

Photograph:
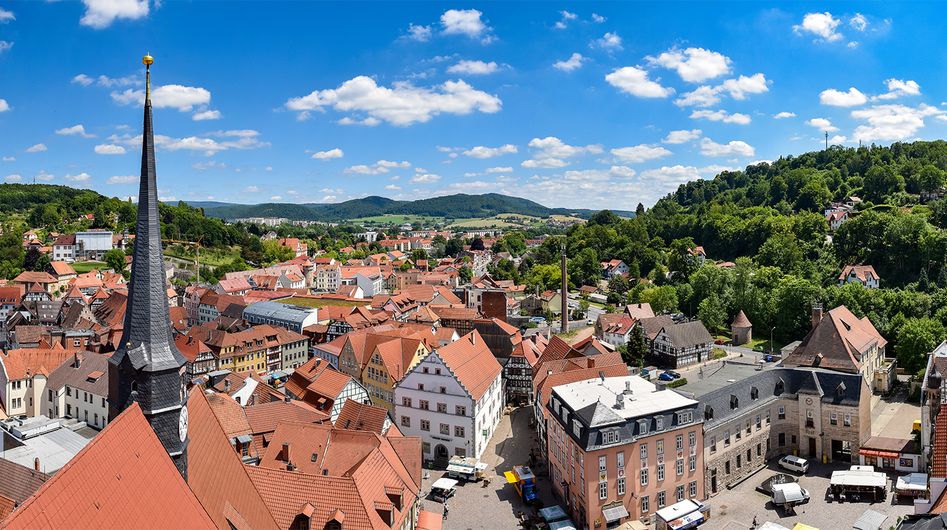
[
  {"x1": 658, "y1": 372, "x2": 675, "y2": 382},
  {"x1": 778, "y1": 455, "x2": 810, "y2": 474},
  {"x1": 529, "y1": 316, "x2": 546, "y2": 324},
  {"x1": 772, "y1": 483, "x2": 810, "y2": 507},
  {"x1": 662, "y1": 370, "x2": 681, "y2": 379}
]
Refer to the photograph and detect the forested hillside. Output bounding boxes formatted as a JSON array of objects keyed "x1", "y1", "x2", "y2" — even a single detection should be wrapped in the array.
[{"x1": 500, "y1": 141, "x2": 947, "y2": 374}]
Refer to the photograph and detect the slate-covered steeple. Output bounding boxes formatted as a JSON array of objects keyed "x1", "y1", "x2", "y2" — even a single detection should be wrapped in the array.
[{"x1": 108, "y1": 54, "x2": 190, "y2": 479}]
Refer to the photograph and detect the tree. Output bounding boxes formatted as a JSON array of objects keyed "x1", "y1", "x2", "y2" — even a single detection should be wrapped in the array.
[
  {"x1": 262, "y1": 239, "x2": 294, "y2": 265},
  {"x1": 635, "y1": 203, "x2": 646, "y2": 217},
  {"x1": 444, "y1": 237, "x2": 464, "y2": 257},
  {"x1": 863, "y1": 164, "x2": 904, "y2": 202},
  {"x1": 23, "y1": 246, "x2": 44, "y2": 272},
  {"x1": 571, "y1": 248, "x2": 600, "y2": 287},
  {"x1": 916, "y1": 164, "x2": 946, "y2": 193},
  {"x1": 625, "y1": 325, "x2": 648, "y2": 366},
  {"x1": 896, "y1": 317, "x2": 945, "y2": 373},
  {"x1": 470, "y1": 238, "x2": 485, "y2": 251},
  {"x1": 698, "y1": 293, "x2": 726, "y2": 332},
  {"x1": 104, "y1": 248, "x2": 127, "y2": 275},
  {"x1": 639, "y1": 285, "x2": 679, "y2": 313},
  {"x1": 459, "y1": 265, "x2": 472, "y2": 284}
]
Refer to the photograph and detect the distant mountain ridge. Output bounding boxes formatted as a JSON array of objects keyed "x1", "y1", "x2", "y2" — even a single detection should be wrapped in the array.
[{"x1": 192, "y1": 193, "x2": 636, "y2": 221}]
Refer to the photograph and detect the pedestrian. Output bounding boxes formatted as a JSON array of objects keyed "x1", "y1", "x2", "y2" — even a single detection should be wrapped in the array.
[{"x1": 443, "y1": 502, "x2": 449, "y2": 519}]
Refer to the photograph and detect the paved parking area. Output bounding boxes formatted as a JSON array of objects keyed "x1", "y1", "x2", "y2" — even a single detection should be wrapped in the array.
[
  {"x1": 419, "y1": 406, "x2": 558, "y2": 529},
  {"x1": 872, "y1": 385, "x2": 920, "y2": 438},
  {"x1": 702, "y1": 461, "x2": 914, "y2": 529}
]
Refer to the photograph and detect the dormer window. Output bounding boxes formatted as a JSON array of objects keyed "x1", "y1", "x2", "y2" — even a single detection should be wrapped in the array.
[
  {"x1": 750, "y1": 387, "x2": 759, "y2": 400},
  {"x1": 639, "y1": 419, "x2": 649, "y2": 435},
  {"x1": 775, "y1": 379, "x2": 785, "y2": 395},
  {"x1": 704, "y1": 406, "x2": 714, "y2": 420},
  {"x1": 730, "y1": 395, "x2": 739, "y2": 409}
]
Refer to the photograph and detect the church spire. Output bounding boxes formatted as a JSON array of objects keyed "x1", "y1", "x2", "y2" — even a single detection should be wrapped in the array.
[{"x1": 108, "y1": 54, "x2": 189, "y2": 479}]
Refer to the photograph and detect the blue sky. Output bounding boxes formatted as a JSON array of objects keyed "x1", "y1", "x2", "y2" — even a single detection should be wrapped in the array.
[{"x1": 0, "y1": 2, "x2": 945, "y2": 210}]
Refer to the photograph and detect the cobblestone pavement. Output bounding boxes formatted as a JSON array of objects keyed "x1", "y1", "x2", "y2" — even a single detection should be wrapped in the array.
[
  {"x1": 419, "y1": 406, "x2": 559, "y2": 530},
  {"x1": 702, "y1": 460, "x2": 914, "y2": 529}
]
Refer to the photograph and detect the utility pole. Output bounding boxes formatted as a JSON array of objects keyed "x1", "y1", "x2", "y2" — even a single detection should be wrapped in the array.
[
  {"x1": 825, "y1": 131, "x2": 829, "y2": 150},
  {"x1": 560, "y1": 243, "x2": 568, "y2": 334}
]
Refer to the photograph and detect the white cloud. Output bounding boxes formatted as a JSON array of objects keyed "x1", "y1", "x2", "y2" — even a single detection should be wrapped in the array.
[
  {"x1": 0, "y1": 7, "x2": 14, "y2": 23},
  {"x1": 639, "y1": 165, "x2": 701, "y2": 184},
  {"x1": 592, "y1": 13, "x2": 605, "y2": 23},
  {"x1": 270, "y1": 196, "x2": 282, "y2": 201},
  {"x1": 0, "y1": 99, "x2": 10, "y2": 113},
  {"x1": 699, "y1": 138, "x2": 755, "y2": 157},
  {"x1": 773, "y1": 111, "x2": 796, "y2": 119},
  {"x1": 55, "y1": 124, "x2": 95, "y2": 138},
  {"x1": 521, "y1": 136, "x2": 602, "y2": 168},
  {"x1": 311, "y1": 148, "x2": 344, "y2": 160},
  {"x1": 675, "y1": 86, "x2": 721, "y2": 108},
  {"x1": 441, "y1": 9, "x2": 493, "y2": 42},
  {"x1": 244, "y1": 185, "x2": 259, "y2": 193},
  {"x1": 690, "y1": 109, "x2": 751, "y2": 125},
  {"x1": 2, "y1": 156, "x2": 14, "y2": 161},
  {"x1": 605, "y1": 67, "x2": 674, "y2": 98},
  {"x1": 73, "y1": 73, "x2": 139, "y2": 88},
  {"x1": 486, "y1": 166, "x2": 513, "y2": 173},
  {"x1": 610, "y1": 144, "x2": 672, "y2": 163},
  {"x1": 34, "y1": 171, "x2": 54, "y2": 181},
  {"x1": 411, "y1": 173, "x2": 442, "y2": 184},
  {"x1": 345, "y1": 160, "x2": 410, "y2": 175},
  {"x1": 385, "y1": 184, "x2": 402, "y2": 191},
  {"x1": 286, "y1": 76, "x2": 501, "y2": 126},
  {"x1": 26, "y1": 143, "x2": 47, "y2": 153},
  {"x1": 720, "y1": 73, "x2": 769, "y2": 99},
  {"x1": 805, "y1": 117, "x2": 838, "y2": 132},
  {"x1": 820, "y1": 87, "x2": 868, "y2": 107},
  {"x1": 875, "y1": 79, "x2": 921, "y2": 100},
  {"x1": 794, "y1": 12, "x2": 843, "y2": 42},
  {"x1": 828, "y1": 135, "x2": 848, "y2": 145},
  {"x1": 850, "y1": 13, "x2": 868, "y2": 32},
  {"x1": 112, "y1": 84, "x2": 212, "y2": 112},
  {"x1": 321, "y1": 195, "x2": 337, "y2": 202},
  {"x1": 64, "y1": 172, "x2": 91, "y2": 182},
  {"x1": 554, "y1": 10, "x2": 576, "y2": 29},
  {"x1": 192, "y1": 109, "x2": 221, "y2": 121},
  {"x1": 107, "y1": 175, "x2": 137, "y2": 184},
  {"x1": 406, "y1": 23, "x2": 432, "y2": 42},
  {"x1": 852, "y1": 104, "x2": 945, "y2": 142},
  {"x1": 4, "y1": 174, "x2": 21, "y2": 183},
  {"x1": 447, "y1": 60, "x2": 499, "y2": 75},
  {"x1": 463, "y1": 144, "x2": 517, "y2": 158},
  {"x1": 95, "y1": 144, "x2": 126, "y2": 155},
  {"x1": 663, "y1": 129, "x2": 702, "y2": 144},
  {"x1": 107, "y1": 129, "x2": 267, "y2": 156},
  {"x1": 80, "y1": 0, "x2": 149, "y2": 29},
  {"x1": 522, "y1": 158, "x2": 568, "y2": 169},
  {"x1": 592, "y1": 32, "x2": 623, "y2": 51},
  {"x1": 192, "y1": 161, "x2": 226, "y2": 171},
  {"x1": 647, "y1": 47, "x2": 731, "y2": 83},
  {"x1": 0, "y1": 41, "x2": 11, "y2": 54},
  {"x1": 553, "y1": 53, "x2": 584, "y2": 72},
  {"x1": 337, "y1": 116, "x2": 381, "y2": 126}
]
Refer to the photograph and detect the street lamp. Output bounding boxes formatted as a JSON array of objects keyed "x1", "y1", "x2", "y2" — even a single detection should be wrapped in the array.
[{"x1": 770, "y1": 326, "x2": 776, "y2": 355}]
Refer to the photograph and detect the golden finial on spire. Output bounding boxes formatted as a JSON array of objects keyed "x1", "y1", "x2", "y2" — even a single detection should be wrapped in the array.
[{"x1": 142, "y1": 53, "x2": 154, "y2": 102}]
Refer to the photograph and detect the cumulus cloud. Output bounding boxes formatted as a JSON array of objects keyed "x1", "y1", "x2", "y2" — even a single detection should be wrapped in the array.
[
  {"x1": 773, "y1": 111, "x2": 796, "y2": 119},
  {"x1": 64, "y1": 172, "x2": 92, "y2": 182},
  {"x1": 647, "y1": 47, "x2": 732, "y2": 83},
  {"x1": 720, "y1": 73, "x2": 769, "y2": 99},
  {"x1": 406, "y1": 23, "x2": 432, "y2": 42},
  {"x1": 690, "y1": 109, "x2": 751, "y2": 125},
  {"x1": 26, "y1": 143, "x2": 47, "y2": 153},
  {"x1": 411, "y1": 172, "x2": 442, "y2": 184},
  {"x1": 34, "y1": 171, "x2": 54, "y2": 181},
  {"x1": 94, "y1": 144, "x2": 126, "y2": 155},
  {"x1": 0, "y1": 99, "x2": 9, "y2": 112},
  {"x1": 675, "y1": 86, "x2": 722, "y2": 108},
  {"x1": 875, "y1": 79, "x2": 921, "y2": 100},
  {"x1": 345, "y1": 160, "x2": 411, "y2": 175},
  {"x1": 849, "y1": 13, "x2": 868, "y2": 32},
  {"x1": 111, "y1": 84, "x2": 212, "y2": 112},
  {"x1": 852, "y1": 104, "x2": 945, "y2": 142},
  {"x1": 80, "y1": 0, "x2": 149, "y2": 29},
  {"x1": 286, "y1": 76, "x2": 501, "y2": 126},
  {"x1": 0, "y1": 7, "x2": 14, "y2": 23},
  {"x1": 107, "y1": 175, "x2": 137, "y2": 184},
  {"x1": 55, "y1": 124, "x2": 95, "y2": 138},
  {"x1": 311, "y1": 148, "x2": 344, "y2": 160},
  {"x1": 674, "y1": 73, "x2": 769, "y2": 107},
  {"x1": 0, "y1": 41, "x2": 11, "y2": 54},
  {"x1": 605, "y1": 67, "x2": 673, "y2": 98},
  {"x1": 107, "y1": 129, "x2": 268, "y2": 156},
  {"x1": 521, "y1": 136, "x2": 603, "y2": 168},
  {"x1": 463, "y1": 144, "x2": 517, "y2": 158},
  {"x1": 699, "y1": 138, "x2": 755, "y2": 157},
  {"x1": 4, "y1": 174, "x2": 21, "y2": 183},
  {"x1": 820, "y1": 87, "x2": 868, "y2": 107},
  {"x1": 447, "y1": 60, "x2": 499, "y2": 75},
  {"x1": 441, "y1": 9, "x2": 493, "y2": 42},
  {"x1": 553, "y1": 53, "x2": 584, "y2": 72},
  {"x1": 192, "y1": 109, "x2": 221, "y2": 121},
  {"x1": 592, "y1": 32, "x2": 623, "y2": 51},
  {"x1": 610, "y1": 144, "x2": 672, "y2": 163},
  {"x1": 244, "y1": 186, "x2": 259, "y2": 193},
  {"x1": 794, "y1": 12, "x2": 843, "y2": 42},
  {"x1": 592, "y1": 14, "x2": 605, "y2": 23},
  {"x1": 663, "y1": 129, "x2": 702, "y2": 144},
  {"x1": 806, "y1": 117, "x2": 838, "y2": 132},
  {"x1": 554, "y1": 10, "x2": 577, "y2": 29},
  {"x1": 486, "y1": 166, "x2": 513, "y2": 173}
]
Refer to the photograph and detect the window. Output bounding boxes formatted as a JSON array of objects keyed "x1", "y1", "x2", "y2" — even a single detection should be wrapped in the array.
[
  {"x1": 641, "y1": 496, "x2": 649, "y2": 514},
  {"x1": 639, "y1": 419, "x2": 649, "y2": 435},
  {"x1": 456, "y1": 405, "x2": 467, "y2": 416},
  {"x1": 657, "y1": 463, "x2": 665, "y2": 481},
  {"x1": 730, "y1": 394, "x2": 739, "y2": 409},
  {"x1": 679, "y1": 411, "x2": 693, "y2": 424},
  {"x1": 676, "y1": 485, "x2": 685, "y2": 501},
  {"x1": 599, "y1": 456, "x2": 607, "y2": 473},
  {"x1": 830, "y1": 412, "x2": 838, "y2": 425},
  {"x1": 440, "y1": 424, "x2": 450, "y2": 435},
  {"x1": 401, "y1": 416, "x2": 410, "y2": 427},
  {"x1": 736, "y1": 454, "x2": 742, "y2": 468},
  {"x1": 419, "y1": 400, "x2": 429, "y2": 410},
  {"x1": 420, "y1": 419, "x2": 430, "y2": 431},
  {"x1": 440, "y1": 386, "x2": 446, "y2": 394},
  {"x1": 757, "y1": 443, "x2": 762, "y2": 457},
  {"x1": 640, "y1": 468, "x2": 648, "y2": 486},
  {"x1": 657, "y1": 491, "x2": 666, "y2": 508},
  {"x1": 66, "y1": 387, "x2": 72, "y2": 397},
  {"x1": 676, "y1": 458, "x2": 684, "y2": 476},
  {"x1": 599, "y1": 481, "x2": 608, "y2": 500},
  {"x1": 573, "y1": 420, "x2": 581, "y2": 437},
  {"x1": 710, "y1": 436, "x2": 716, "y2": 454},
  {"x1": 657, "y1": 439, "x2": 664, "y2": 455},
  {"x1": 689, "y1": 431, "x2": 696, "y2": 448},
  {"x1": 756, "y1": 414, "x2": 762, "y2": 429},
  {"x1": 640, "y1": 443, "x2": 648, "y2": 462},
  {"x1": 844, "y1": 414, "x2": 852, "y2": 427},
  {"x1": 402, "y1": 397, "x2": 412, "y2": 407},
  {"x1": 617, "y1": 477, "x2": 626, "y2": 496},
  {"x1": 778, "y1": 406, "x2": 785, "y2": 420},
  {"x1": 455, "y1": 447, "x2": 466, "y2": 457},
  {"x1": 806, "y1": 410, "x2": 814, "y2": 429},
  {"x1": 676, "y1": 434, "x2": 684, "y2": 451},
  {"x1": 435, "y1": 368, "x2": 441, "y2": 375},
  {"x1": 418, "y1": 384, "x2": 424, "y2": 391},
  {"x1": 724, "y1": 431, "x2": 731, "y2": 447},
  {"x1": 751, "y1": 387, "x2": 759, "y2": 399},
  {"x1": 437, "y1": 403, "x2": 447, "y2": 413},
  {"x1": 656, "y1": 417, "x2": 664, "y2": 430},
  {"x1": 725, "y1": 461, "x2": 730, "y2": 474},
  {"x1": 617, "y1": 451, "x2": 625, "y2": 469},
  {"x1": 689, "y1": 481, "x2": 698, "y2": 498},
  {"x1": 455, "y1": 426, "x2": 465, "y2": 437}
]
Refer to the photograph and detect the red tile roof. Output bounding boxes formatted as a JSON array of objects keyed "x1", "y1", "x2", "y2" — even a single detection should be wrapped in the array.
[
  {"x1": 0, "y1": 347, "x2": 79, "y2": 381},
  {"x1": 48, "y1": 261, "x2": 76, "y2": 278},
  {"x1": 935, "y1": 415, "x2": 947, "y2": 479},
  {"x1": 783, "y1": 305, "x2": 887, "y2": 373},
  {"x1": 418, "y1": 510, "x2": 444, "y2": 530},
  {"x1": 335, "y1": 400, "x2": 389, "y2": 435},
  {"x1": 436, "y1": 331, "x2": 502, "y2": 401},
  {"x1": 839, "y1": 264, "x2": 880, "y2": 283},
  {"x1": 2, "y1": 403, "x2": 215, "y2": 529},
  {"x1": 244, "y1": 400, "x2": 329, "y2": 437}
]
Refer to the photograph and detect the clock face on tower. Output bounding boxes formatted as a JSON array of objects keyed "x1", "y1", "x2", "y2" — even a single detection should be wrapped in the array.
[{"x1": 178, "y1": 406, "x2": 188, "y2": 443}]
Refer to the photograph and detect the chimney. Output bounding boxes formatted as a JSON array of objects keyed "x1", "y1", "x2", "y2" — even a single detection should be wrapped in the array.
[
  {"x1": 284, "y1": 393, "x2": 291, "y2": 403},
  {"x1": 588, "y1": 357, "x2": 595, "y2": 368},
  {"x1": 34, "y1": 457, "x2": 40, "y2": 472},
  {"x1": 471, "y1": 333, "x2": 476, "y2": 346},
  {"x1": 224, "y1": 379, "x2": 230, "y2": 391},
  {"x1": 614, "y1": 393, "x2": 624, "y2": 410},
  {"x1": 655, "y1": 381, "x2": 667, "y2": 392},
  {"x1": 282, "y1": 442, "x2": 292, "y2": 465},
  {"x1": 624, "y1": 380, "x2": 631, "y2": 394},
  {"x1": 811, "y1": 303, "x2": 823, "y2": 329},
  {"x1": 73, "y1": 353, "x2": 80, "y2": 368}
]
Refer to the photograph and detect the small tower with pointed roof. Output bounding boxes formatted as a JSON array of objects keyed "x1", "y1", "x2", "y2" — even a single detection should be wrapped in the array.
[
  {"x1": 107, "y1": 54, "x2": 190, "y2": 479},
  {"x1": 730, "y1": 309, "x2": 752, "y2": 346}
]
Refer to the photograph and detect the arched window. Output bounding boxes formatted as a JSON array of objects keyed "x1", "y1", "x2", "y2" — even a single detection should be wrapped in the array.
[{"x1": 751, "y1": 387, "x2": 759, "y2": 400}]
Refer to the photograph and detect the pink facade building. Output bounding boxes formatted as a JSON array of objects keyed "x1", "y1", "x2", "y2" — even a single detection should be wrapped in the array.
[{"x1": 547, "y1": 376, "x2": 704, "y2": 529}]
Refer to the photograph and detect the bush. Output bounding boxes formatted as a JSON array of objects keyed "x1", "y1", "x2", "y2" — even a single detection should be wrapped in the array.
[{"x1": 667, "y1": 378, "x2": 688, "y2": 389}]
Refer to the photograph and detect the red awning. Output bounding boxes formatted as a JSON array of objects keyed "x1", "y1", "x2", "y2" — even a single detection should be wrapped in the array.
[{"x1": 860, "y1": 449, "x2": 900, "y2": 459}]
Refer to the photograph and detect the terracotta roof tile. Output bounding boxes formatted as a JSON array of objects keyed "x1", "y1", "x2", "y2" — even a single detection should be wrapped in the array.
[
  {"x1": 335, "y1": 400, "x2": 389, "y2": 435},
  {"x1": 244, "y1": 400, "x2": 329, "y2": 437},
  {"x1": 0, "y1": 348, "x2": 79, "y2": 381},
  {"x1": 0, "y1": 459, "x2": 48, "y2": 507},
  {"x1": 2, "y1": 403, "x2": 215, "y2": 529},
  {"x1": 436, "y1": 331, "x2": 502, "y2": 401}
]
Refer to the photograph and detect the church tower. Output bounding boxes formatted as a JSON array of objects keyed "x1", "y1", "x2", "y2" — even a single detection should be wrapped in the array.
[{"x1": 108, "y1": 54, "x2": 189, "y2": 479}]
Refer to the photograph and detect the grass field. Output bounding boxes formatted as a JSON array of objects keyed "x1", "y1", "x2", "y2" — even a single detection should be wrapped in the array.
[
  {"x1": 71, "y1": 261, "x2": 106, "y2": 273},
  {"x1": 281, "y1": 296, "x2": 368, "y2": 309}
]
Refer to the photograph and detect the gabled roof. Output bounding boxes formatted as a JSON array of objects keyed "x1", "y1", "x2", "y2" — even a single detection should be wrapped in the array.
[
  {"x1": 0, "y1": 347, "x2": 78, "y2": 381},
  {"x1": 45, "y1": 352, "x2": 109, "y2": 397},
  {"x1": 435, "y1": 331, "x2": 502, "y2": 401},
  {"x1": 336, "y1": 400, "x2": 389, "y2": 435},
  {"x1": 783, "y1": 305, "x2": 887, "y2": 373},
  {"x1": 2, "y1": 403, "x2": 215, "y2": 529},
  {"x1": 244, "y1": 400, "x2": 329, "y2": 436},
  {"x1": 48, "y1": 261, "x2": 76, "y2": 278},
  {"x1": 638, "y1": 315, "x2": 675, "y2": 341},
  {"x1": 625, "y1": 303, "x2": 655, "y2": 320},
  {"x1": 0, "y1": 459, "x2": 48, "y2": 509},
  {"x1": 839, "y1": 264, "x2": 880, "y2": 283},
  {"x1": 12, "y1": 271, "x2": 56, "y2": 285},
  {"x1": 660, "y1": 320, "x2": 713, "y2": 349},
  {"x1": 935, "y1": 415, "x2": 947, "y2": 479}
]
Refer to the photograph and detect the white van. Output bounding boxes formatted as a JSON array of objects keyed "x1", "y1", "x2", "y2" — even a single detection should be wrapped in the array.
[{"x1": 778, "y1": 455, "x2": 809, "y2": 474}]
